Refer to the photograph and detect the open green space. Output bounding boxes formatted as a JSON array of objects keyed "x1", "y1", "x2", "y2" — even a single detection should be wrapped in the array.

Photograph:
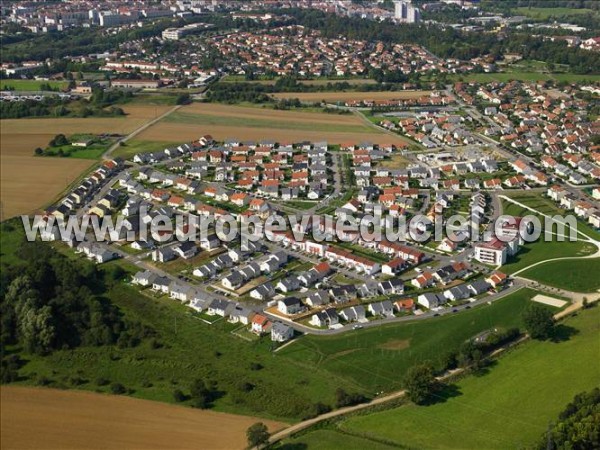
[
  {"x1": 451, "y1": 72, "x2": 600, "y2": 83},
  {"x1": 328, "y1": 306, "x2": 600, "y2": 450},
  {"x1": 281, "y1": 429, "x2": 397, "y2": 450},
  {"x1": 501, "y1": 239, "x2": 596, "y2": 275},
  {"x1": 126, "y1": 93, "x2": 179, "y2": 106},
  {"x1": 111, "y1": 139, "x2": 181, "y2": 159},
  {"x1": 501, "y1": 193, "x2": 600, "y2": 241},
  {"x1": 279, "y1": 288, "x2": 540, "y2": 394},
  {"x1": 1, "y1": 79, "x2": 69, "y2": 91},
  {"x1": 38, "y1": 134, "x2": 113, "y2": 160},
  {"x1": 513, "y1": 7, "x2": 597, "y2": 19},
  {"x1": 521, "y1": 258, "x2": 600, "y2": 293},
  {"x1": 10, "y1": 282, "x2": 356, "y2": 422},
  {"x1": 163, "y1": 111, "x2": 373, "y2": 133}
]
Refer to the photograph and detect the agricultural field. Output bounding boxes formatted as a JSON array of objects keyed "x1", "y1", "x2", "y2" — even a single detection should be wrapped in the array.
[
  {"x1": 278, "y1": 288, "x2": 540, "y2": 394},
  {"x1": 135, "y1": 103, "x2": 407, "y2": 145},
  {"x1": 1, "y1": 386, "x2": 286, "y2": 450},
  {"x1": 326, "y1": 306, "x2": 600, "y2": 450},
  {"x1": 0, "y1": 104, "x2": 172, "y2": 218},
  {"x1": 0, "y1": 79, "x2": 69, "y2": 91},
  {"x1": 270, "y1": 90, "x2": 433, "y2": 103},
  {"x1": 0, "y1": 134, "x2": 94, "y2": 218},
  {"x1": 520, "y1": 258, "x2": 600, "y2": 293}
]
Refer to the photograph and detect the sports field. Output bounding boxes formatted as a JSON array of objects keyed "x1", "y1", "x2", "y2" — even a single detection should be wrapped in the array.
[
  {"x1": 0, "y1": 104, "x2": 170, "y2": 218},
  {"x1": 1, "y1": 386, "x2": 286, "y2": 450},
  {"x1": 286, "y1": 306, "x2": 600, "y2": 449},
  {"x1": 135, "y1": 103, "x2": 407, "y2": 145},
  {"x1": 270, "y1": 90, "x2": 433, "y2": 102},
  {"x1": 278, "y1": 288, "x2": 540, "y2": 393}
]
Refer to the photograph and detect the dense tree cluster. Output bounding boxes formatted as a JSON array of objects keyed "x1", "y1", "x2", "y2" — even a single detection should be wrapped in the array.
[
  {"x1": 0, "y1": 238, "x2": 155, "y2": 386},
  {"x1": 537, "y1": 388, "x2": 600, "y2": 449}
]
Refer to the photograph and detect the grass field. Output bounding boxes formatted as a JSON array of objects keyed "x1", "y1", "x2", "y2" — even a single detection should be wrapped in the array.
[
  {"x1": 328, "y1": 306, "x2": 600, "y2": 450},
  {"x1": 521, "y1": 258, "x2": 600, "y2": 293},
  {"x1": 501, "y1": 239, "x2": 596, "y2": 275},
  {"x1": 1, "y1": 386, "x2": 286, "y2": 450},
  {"x1": 111, "y1": 139, "x2": 181, "y2": 159},
  {"x1": 501, "y1": 193, "x2": 600, "y2": 241},
  {"x1": 513, "y1": 7, "x2": 597, "y2": 19},
  {"x1": 451, "y1": 72, "x2": 600, "y2": 83},
  {"x1": 0, "y1": 79, "x2": 69, "y2": 91},
  {"x1": 0, "y1": 104, "x2": 171, "y2": 218},
  {"x1": 270, "y1": 90, "x2": 433, "y2": 103},
  {"x1": 278, "y1": 288, "x2": 541, "y2": 394},
  {"x1": 281, "y1": 430, "x2": 397, "y2": 450},
  {"x1": 135, "y1": 103, "x2": 406, "y2": 145},
  {"x1": 10, "y1": 277, "x2": 361, "y2": 420}
]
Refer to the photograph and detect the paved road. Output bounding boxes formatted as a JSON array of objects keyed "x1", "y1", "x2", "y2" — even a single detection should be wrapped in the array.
[{"x1": 265, "y1": 282, "x2": 524, "y2": 336}]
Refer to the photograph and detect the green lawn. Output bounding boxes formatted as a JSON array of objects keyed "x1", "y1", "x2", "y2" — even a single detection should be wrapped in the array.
[
  {"x1": 12, "y1": 283, "x2": 357, "y2": 421},
  {"x1": 279, "y1": 289, "x2": 541, "y2": 394},
  {"x1": 521, "y1": 258, "x2": 600, "y2": 293},
  {"x1": 333, "y1": 306, "x2": 600, "y2": 450},
  {"x1": 41, "y1": 134, "x2": 113, "y2": 160},
  {"x1": 280, "y1": 430, "x2": 397, "y2": 450},
  {"x1": 111, "y1": 139, "x2": 180, "y2": 159},
  {"x1": 127, "y1": 93, "x2": 179, "y2": 106},
  {"x1": 451, "y1": 73, "x2": 600, "y2": 83},
  {"x1": 164, "y1": 111, "x2": 373, "y2": 133},
  {"x1": 502, "y1": 194, "x2": 600, "y2": 242},
  {"x1": 513, "y1": 7, "x2": 597, "y2": 19},
  {"x1": 1, "y1": 79, "x2": 69, "y2": 91},
  {"x1": 501, "y1": 239, "x2": 596, "y2": 275}
]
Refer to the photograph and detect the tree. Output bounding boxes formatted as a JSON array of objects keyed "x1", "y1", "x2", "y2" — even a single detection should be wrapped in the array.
[
  {"x1": 403, "y1": 363, "x2": 437, "y2": 405},
  {"x1": 246, "y1": 422, "x2": 269, "y2": 448},
  {"x1": 172, "y1": 389, "x2": 186, "y2": 402},
  {"x1": 522, "y1": 304, "x2": 555, "y2": 340},
  {"x1": 34, "y1": 147, "x2": 43, "y2": 156},
  {"x1": 189, "y1": 378, "x2": 210, "y2": 409},
  {"x1": 176, "y1": 93, "x2": 191, "y2": 105}
]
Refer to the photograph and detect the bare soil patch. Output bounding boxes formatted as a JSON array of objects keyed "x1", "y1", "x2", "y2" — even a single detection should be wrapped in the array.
[
  {"x1": 1, "y1": 386, "x2": 287, "y2": 450},
  {"x1": 378, "y1": 339, "x2": 411, "y2": 351}
]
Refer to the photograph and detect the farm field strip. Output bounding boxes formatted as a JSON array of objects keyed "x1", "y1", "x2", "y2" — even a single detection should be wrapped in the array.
[
  {"x1": 136, "y1": 103, "x2": 407, "y2": 145},
  {"x1": 270, "y1": 90, "x2": 434, "y2": 102},
  {"x1": 0, "y1": 104, "x2": 172, "y2": 218},
  {"x1": 1, "y1": 386, "x2": 286, "y2": 450}
]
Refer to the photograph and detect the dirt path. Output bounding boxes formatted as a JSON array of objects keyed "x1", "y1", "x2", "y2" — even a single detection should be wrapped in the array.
[
  {"x1": 103, "y1": 104, "x2": 182, "y2": 159},
  {"x1": 1, "y1": 386, "x2": 286, "y2": 450}
]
